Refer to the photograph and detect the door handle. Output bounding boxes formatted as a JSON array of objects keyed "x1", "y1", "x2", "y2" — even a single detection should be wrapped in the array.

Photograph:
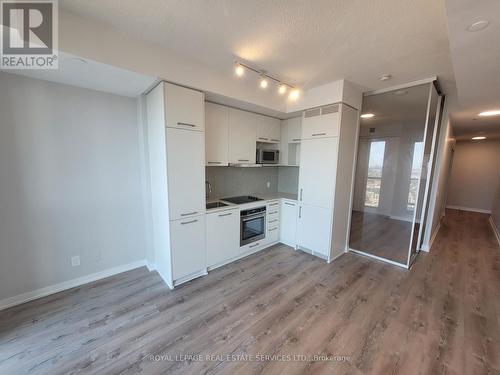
[
  {"x1": 249, "y1": 242, "x2": 260, "y2": 248},
  {"x1": 300, "y1": 189, "x2": 303, "y2": 201},
  {"x1": 238, "y1": 159, "x2": 250, "y2": 162},
  {"x1": 258, "y1": 137, "x2": 269, "y2": 141},
  {"x1": 299, "y1": 206, "x2": 302, "y2": 218},
  {"x1": 284, "y1": 202, "x2": 295, "y2": 206},
  {"x1": 292, "y1": 138, "x2": 301, "y2": 142},
  {"x1": 271, "y1": 139, "x2": 279, "y2": 142},
  {"x1": 181, "y1": 211, "x2": 198, "y2": 216},
  {"x1": 268, "y1": 227, "x2": 278, "y2": 232},
  {"x1": 218, "y1": 212, "x2": 232, "y2": 217},
  {"x1": 312, "y1": 133, "x2": 326, "y2": 137},
  {"x1": 207, "y1": 161, "x2": 221, "y2": 164},
  {"x1": 177, "y1": 122, "x2": 196, "y2": 127},
  {"x1": 181, "y1": 219, "x2": 198, "y2": 225},
  {"x1": 269, "y1": 219, "x2": 278, "y2": 224}
]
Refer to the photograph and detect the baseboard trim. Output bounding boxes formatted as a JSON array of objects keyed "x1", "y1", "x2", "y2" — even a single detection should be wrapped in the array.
[
  {"x1": 0, "y1": 259, "x2": 148, "y2": 311},
  {"x1": 421, "y1": 221, "x2": 442, "y2": 252},
  {"x1": 446, "y1": 205, "x2": 491, "y2": 214},
  {"x1": 490, "y1": 216, "x2": 500, "y2": 247}
]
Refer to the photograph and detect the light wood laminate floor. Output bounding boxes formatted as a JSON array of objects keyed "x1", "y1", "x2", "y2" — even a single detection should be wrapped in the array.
[
  {"x1": 349, "y1": 211, "x2": 413, "y2": 264},
  {"x1": 0, "y1": 209, "x2": 499, "y2": 374}
]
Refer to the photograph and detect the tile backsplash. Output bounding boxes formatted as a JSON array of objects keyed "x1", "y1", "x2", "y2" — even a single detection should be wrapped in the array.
[{"x1": 205, "y1": 166, "x2": 299, "y2": 198}]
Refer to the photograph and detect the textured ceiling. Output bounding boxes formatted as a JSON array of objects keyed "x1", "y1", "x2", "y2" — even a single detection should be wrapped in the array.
[{"x1": 60, "y1": 0, "x2": 454, "y2": 93}]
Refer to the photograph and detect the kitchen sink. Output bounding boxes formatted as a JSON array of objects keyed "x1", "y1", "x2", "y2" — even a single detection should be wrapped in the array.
[{"x1": 206, "y1": 201, "x2": 229, "y2": 210}]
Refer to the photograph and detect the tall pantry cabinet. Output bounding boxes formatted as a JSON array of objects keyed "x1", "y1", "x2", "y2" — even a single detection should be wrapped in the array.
[
  {"x1": 297, "y1": 103, "x2": 359, "y2": 262},
  {"x1": 146, "y1": 82, "x2": 206, "y2": 288}
]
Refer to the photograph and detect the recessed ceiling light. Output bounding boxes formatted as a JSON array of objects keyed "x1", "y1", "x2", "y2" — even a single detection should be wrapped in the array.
[
  {"x1": 361, "y1": 113, "x2": 375, "y2": 118},
  {"x1": 467, "y1": 20, "x2": 490, "y2": 32},
  {"x1": 70, "y1": 57, "x2": 87, "y2": 64},
  {"x1": 393, "y1": 89, "x2": 407, "y2": 96},
  {"x1": 472, "y1": 136, "x2": 486, "y2": 140},
  {"x1": 379, "y1": 74, "x2": 392, "y2": 81},
  {"x1": 478, "y1": 110, "x2": 500, "y2": 117}
]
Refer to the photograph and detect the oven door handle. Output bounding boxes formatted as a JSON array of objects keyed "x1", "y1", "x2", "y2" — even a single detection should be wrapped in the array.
[{"x1": 242, "y1": 214, "x2": 265, "y2": 222}]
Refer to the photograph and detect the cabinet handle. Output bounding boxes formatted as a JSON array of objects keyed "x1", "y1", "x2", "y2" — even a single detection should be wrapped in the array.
[
  {"x1": 292, "y1": 138, "x2": 301, "y2": 142},
  {"x1": 181, "y1": 219, "x2": 198, "y2": 225},
  {"x1": 271, "y1": 139, "x2": 279, "y2": 142},
  {"x1": 268, "y1": 227, "x2": 278, "y2": 232},
  {"x1": 312, "y1": 133, "x2": 326, "y2": 137},
  {"x1": 181, "y1": 211, "x2": 198, "y2": 216},
  {"x1": 238, "y1": 159, "x2": 250, "y2": 162},
  {"x1": 218, "y1": 212, "x2": 232, "y2": 217},
  {"x1": 284, "y1": 202, "x2": 295, "y2": 206},
  {"x1": 299, "y1": 206, "x2": 302, "y2": 218},
  {"x1": 258, "y1": 137, "x2": 269, "y2": 141},
  {"x1": 300, "y1": 189, "x2": 303, "y2": 201},
  {"x1": 178, "y1": 122, "x2": 196, "y2": 127},
  {"x1": 269, "y1": 219, "x2": 278, "y2": 223},
  {"x1": 207, "y1": 161, "x2": 221, "y2": 164},
  {"x1": 269, "y1": 202, "x2": 279, "y2": 207},
  {"x1": 269, "y1": 211, "x2": 279, "y2": 215},
  {"x1": 249, "y1": 242, "x2": 260, "y2": 248}
]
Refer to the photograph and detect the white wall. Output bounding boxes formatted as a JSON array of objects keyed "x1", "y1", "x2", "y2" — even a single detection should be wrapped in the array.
[
  {"x1": 447, "y1": 139, "x2": 500, "y2": 212},
  {"x1": 0, "y1": 72, "x2": 148, "y2": 301}
]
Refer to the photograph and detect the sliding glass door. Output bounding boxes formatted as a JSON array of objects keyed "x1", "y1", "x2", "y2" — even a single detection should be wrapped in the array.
[{"x1": 349, "y1": 81, "x2": 443, "y2": 268}]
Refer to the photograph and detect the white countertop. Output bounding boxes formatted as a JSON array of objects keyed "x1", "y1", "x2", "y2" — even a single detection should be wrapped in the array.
[{"x1": 206, "y1": 192, "x2": 298, "y2": 213}]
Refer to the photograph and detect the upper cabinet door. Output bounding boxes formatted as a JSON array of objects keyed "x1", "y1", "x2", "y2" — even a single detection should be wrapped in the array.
[
  {"x1": 228, "y1": 108, "x2": 257, "y2": 164},
  {"x1": 166, "y1": 128, "x2": 205, "y2": 220},
  {"x1": 205, "y1": 102, "x2": 229, "y2": 166},
  {"x1": 164, "y1": 82, "x2": 205, "y2": 132},
  {"x1": 302, "y1": 104, "x2": 340, "y2": 139},
  {"x1": 286, "y1": 117, "x2": 302, "y2": 143},
  {"x1": 257, "y1": 115, "x2": 281, "y2": 143},
  {"x1": 298, "y1": 137, "x2": 338, "y2": 209}
]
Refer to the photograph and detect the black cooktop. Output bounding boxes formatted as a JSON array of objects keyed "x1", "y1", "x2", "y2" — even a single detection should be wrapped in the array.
[{"x1": 222, "y1": 196, "x2": 263, "y2": 204}]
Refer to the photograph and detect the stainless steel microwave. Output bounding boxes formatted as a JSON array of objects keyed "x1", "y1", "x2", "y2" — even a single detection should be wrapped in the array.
[{"x1": 256, "y1": 149, "x2": 279, "y2": 164}]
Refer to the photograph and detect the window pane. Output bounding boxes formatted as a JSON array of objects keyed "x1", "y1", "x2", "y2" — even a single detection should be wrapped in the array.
[
  {"x1": 365, "y1": 178, "x2": 381, "y2": 207},
  {"x1": 367, "y1": 141, "x2": 386, "y2": 178},
  {"x1": 407, "y1": 179, "x2": 419, "y2": 211},
  {"x1": 407, "y1": 142, "x2": 424, "y2": 210}
]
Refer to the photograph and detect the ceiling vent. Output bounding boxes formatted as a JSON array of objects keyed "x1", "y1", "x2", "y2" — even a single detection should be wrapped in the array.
[
  {"x1": 304, "y1": 108, "x2": 321, "y2": 118},
  {"x1": 321, "y1": 104, "x2": 339, "y2": 115}
]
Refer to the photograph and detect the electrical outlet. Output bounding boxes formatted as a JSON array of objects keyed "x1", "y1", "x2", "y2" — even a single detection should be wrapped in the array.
[
  {"x1": 71, "y1": 255, "x2": 80, "y2": 267},
  {"x1": 266, "y1": 181, "x2": 271, "y2": 188}
]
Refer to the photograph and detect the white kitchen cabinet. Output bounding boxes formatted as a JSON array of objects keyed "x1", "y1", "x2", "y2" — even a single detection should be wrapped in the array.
[
  {"x1": 296, "y1": 103, "x2": 360, "y2": 262},
  {"x1": 166, "y1": 128, "x2": 205, "y2": 220},
  {"x1": 302, "y1": 104, "x2": 340, "y2": 139},
  {"x1": 266, "y1": 226, "x2": 280, "y2": 244},
  {"x1": 206, "y1": 208, "x2": 240, "y2": 268},
  {"x1": 257, "y1": 115, "x2": 281, "y2": 143},
  {"x1": 164, "y1": 82, "x2": 204, "y2": 132},
  {"x1": 228, "y1": 108, "x2": 257, "y2": 164},
  {"x1": 205, "y1": 102, "x2": 229, "y2": 166},
  {"x1": 296, "y1": 204, "x2": 332, "y2": 258},
  {"x1": 298, "y1": 137, "x2": 338, "y2": 209},
  {"x1": 170, "y1": 215, "x2": 206, "y2": 281},
  {"x1": 280, "y1": 200, "x2": 298, "y2": 247},
  {"x1": 285, "y1": 117, "x2": 302, "y2": 143}
]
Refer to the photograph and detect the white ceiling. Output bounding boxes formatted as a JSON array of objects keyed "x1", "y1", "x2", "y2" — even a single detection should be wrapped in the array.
[
  {"x1": 0, "y1": 51, "x2": 157, "y2": 97},
  {"x1": 445, "y1": 0, "x2": 500, "y2": 139},
  {"x1": 60, "y1": 0, "x2": 454, "y2": 93}
]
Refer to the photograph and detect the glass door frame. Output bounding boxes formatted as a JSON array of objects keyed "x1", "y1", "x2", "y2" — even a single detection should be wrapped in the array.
[{"x1": 347, "y1": 77, "x2": 444, "y2": 270}]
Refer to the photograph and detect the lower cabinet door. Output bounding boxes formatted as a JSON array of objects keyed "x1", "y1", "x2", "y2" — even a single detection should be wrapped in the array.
[
  {"x1": 280, "y1": 200, "x2": 298, "y2": 246},
  {"x1": 206, "y1": 209, "x2": 240, "y2": 268},
  {"x1": 266, "y1": 225, "x2": 280, "y2": 244},
  {"x1": 170, "y1": 215, "x2": 206, "y2": 280},
  {"x1": 296, "y1": 204, "x2": 332, "y2": 258}
]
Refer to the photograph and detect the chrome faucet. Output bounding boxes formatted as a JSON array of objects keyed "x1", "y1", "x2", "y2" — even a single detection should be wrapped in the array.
[{"x1": 205, "y1": 181, "x2": 212, "y2": 199}]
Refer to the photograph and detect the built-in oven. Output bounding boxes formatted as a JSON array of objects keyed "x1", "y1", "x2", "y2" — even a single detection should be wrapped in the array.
[
  {"x1": 256, "y1": 148, "x2": 279, "y2": 164},
  {"x1": 240, "y1": 206, "x2": 266, "y2": 246}
]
